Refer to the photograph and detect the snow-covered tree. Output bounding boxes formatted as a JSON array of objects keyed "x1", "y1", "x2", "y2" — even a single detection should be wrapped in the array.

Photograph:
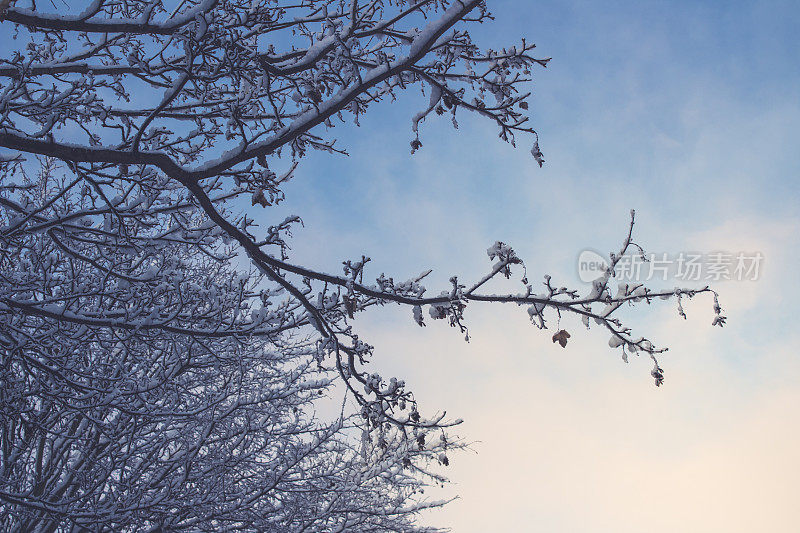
[
  {"x1": 0, "y1": 0, "x2": 724, "y2": 530},
  {"x1": 1, "y1": 156, "x2": 464, "y2": 531}
]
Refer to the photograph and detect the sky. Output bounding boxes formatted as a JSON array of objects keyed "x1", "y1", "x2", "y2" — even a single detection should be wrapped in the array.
[
  {"x1": 3, "y1": 0, "x2": 796, "y2": 531},
  {"x1": 270, "y1": 1, "x2": 800, "y2": 531}
]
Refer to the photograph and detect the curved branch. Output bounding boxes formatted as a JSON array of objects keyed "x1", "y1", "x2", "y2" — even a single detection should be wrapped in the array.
[{"x1": 2, "y1": 0, "x2": 217, "y2": 34}]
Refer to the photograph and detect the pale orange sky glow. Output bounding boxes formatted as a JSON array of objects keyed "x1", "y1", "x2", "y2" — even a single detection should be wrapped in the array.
[{"x1": 356, "y1": 214, "x2": 800, "y2": 532}]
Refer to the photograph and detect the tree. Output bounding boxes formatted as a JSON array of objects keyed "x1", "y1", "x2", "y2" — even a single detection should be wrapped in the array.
[
  {"x1": 1, "y1": 158, "x2": 462, "y2": 532},
  {"x1": 0, "y1": 0, "x2": 724, "y2": 530}
]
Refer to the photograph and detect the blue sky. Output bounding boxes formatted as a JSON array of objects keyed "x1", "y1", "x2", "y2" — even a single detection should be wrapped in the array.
[
  {"x1": 271, "y1": 1, "x2": 800, "y2": 531},
  {"x1": 279, "y1": 0, "x2": 800, "y2": 246}
]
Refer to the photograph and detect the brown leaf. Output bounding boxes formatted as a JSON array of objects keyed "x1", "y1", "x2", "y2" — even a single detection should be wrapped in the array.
[{"x1": 552, "y1": 329, "x2": 570, "y2": 348}]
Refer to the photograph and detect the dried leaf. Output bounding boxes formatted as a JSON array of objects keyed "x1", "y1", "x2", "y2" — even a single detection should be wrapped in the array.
[{"x1": 552, "y1": 329, "x2": 570, "y2": 348}]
